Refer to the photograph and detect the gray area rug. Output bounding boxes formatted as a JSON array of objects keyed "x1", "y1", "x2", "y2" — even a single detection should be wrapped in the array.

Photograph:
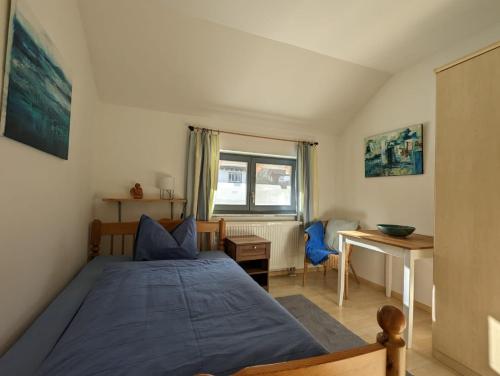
[{"x1": 276, "y1": 294, "x2": 412, "y2": 376}]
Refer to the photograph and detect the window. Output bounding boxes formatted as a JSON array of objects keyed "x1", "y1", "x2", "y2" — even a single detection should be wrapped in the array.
[{"x1": 214, "y1": 153, "x2": 296, "y2": 214}]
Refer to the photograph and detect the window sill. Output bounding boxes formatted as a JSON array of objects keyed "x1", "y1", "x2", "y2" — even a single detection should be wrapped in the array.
[{"x1": 212, "y1": 214, "x2": 299, "y2": 223}]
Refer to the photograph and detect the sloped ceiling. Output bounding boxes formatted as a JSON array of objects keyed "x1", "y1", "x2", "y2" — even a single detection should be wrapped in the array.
[
  {"x1": 163, "y1": 0, "x2": 500, "y2": 73},
  {"x1": 78, "y1": 0, "x2": 500, "y2": 133}
]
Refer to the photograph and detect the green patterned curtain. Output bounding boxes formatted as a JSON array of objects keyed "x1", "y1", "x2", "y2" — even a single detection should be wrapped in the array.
[
  {"x1": 186, "y1": 127, "x2": 220, "y2": 220},
  {"x1": 297, "y1": 142, "x2": 319, "y2": 226}
]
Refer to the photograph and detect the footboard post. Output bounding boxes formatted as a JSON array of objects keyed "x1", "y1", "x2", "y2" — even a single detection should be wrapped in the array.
[
  {"x1": 89, "y1": 220, "x2": 102, "y2": 261},
  {"x1": 377, "y1": 305, "x2": 406, "y2": 376}
]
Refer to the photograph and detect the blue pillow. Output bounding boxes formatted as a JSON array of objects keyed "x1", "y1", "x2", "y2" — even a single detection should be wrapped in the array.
[{"x1": 133, "y1": 215, "x2": 199, "y2": 261}]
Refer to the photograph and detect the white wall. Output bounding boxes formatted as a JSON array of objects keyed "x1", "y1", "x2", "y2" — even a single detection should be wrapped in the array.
[
  {"x1": 90, "y1": 102, "x2": 337, "y2": 244},
  {"x1": 334, "y1": 23, "x2": 500, "y2": 307},
  {"x1": 91, "y1": 103, "x2": 338, "y2": 221},
  {"x1": 0, "y1": 0, "x2": 98, "y2": 354}
]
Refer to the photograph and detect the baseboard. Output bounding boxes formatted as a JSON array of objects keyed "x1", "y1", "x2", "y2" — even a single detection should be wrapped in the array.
[
  {"x1": 433, "y1": 348, "x2": 481, "y2": 376},
  {"x1": 269, "y1": 269, "x2": 432, "y2": 313},
  {"x1": 269, "y1": 266, "x2": 324, "y2": 277},
  {"x1": 269, "y1": 269, "x2": 302, "y2": 277},
  {"x1": 356, "y1": 276, "x2": 432, "y2": 313}
]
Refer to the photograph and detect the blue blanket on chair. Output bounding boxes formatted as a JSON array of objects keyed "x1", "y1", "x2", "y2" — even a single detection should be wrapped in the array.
[{"x1": 305, "y1": 222, "x2": 338, "y2": 265}]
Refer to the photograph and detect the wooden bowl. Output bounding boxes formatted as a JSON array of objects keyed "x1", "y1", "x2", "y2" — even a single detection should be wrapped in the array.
[{"x1": 377, "y1": 224, "x2": 415, "y2": 237}]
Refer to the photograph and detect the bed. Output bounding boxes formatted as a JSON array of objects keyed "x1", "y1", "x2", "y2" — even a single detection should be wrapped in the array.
[{"x1": 0, "y1": 218, "x2": 406, "y2": 376}]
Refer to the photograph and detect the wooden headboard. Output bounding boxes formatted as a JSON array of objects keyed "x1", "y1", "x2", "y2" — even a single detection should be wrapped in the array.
[{"x1": 89, "y1": 218, "x2": 226, "y2": 260}]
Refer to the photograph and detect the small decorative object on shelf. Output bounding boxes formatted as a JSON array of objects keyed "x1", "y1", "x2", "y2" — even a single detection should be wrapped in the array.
[
  {"x1": 159, "y1": 175, "x2": 174, "y2": 199},
  {"x1": 129, "y1": 183, "x2": 143, "y2": 199}
]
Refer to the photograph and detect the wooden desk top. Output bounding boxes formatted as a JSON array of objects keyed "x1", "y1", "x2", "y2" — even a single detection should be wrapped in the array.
[
  {"x1": 338, "y1": 230, "x2": 434, "y2": 250},
  {"x1": 225, "y1": 235, "x2": 270, "y2": 245}
]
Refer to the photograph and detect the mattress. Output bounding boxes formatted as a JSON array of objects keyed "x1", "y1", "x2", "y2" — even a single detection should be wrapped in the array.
[
  {"x1": 37, "y1": 256, "x2": 326, "y2": 375},
  {"x1": 0, "y1": 252, "x2": 221, "y2": 375},
  {"x1": 1, "y1": 252, "x2": 327, "y2": 375}
]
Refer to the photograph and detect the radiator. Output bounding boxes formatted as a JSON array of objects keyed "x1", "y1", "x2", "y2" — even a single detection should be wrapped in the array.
[{"x1": 226, "y1": 221, "x2": 303, "y2": 271}]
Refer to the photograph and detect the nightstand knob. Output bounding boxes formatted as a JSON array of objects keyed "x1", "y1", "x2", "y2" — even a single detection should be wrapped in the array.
[{"x1": 253, "y1": 245, "x2": 257, "y2": 249}]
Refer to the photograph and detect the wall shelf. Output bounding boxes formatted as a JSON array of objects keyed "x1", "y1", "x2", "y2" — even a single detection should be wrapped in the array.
[
  {"x1": 102, "y1": 197, "x2": 187, "y2": 222},
  {"x1": 102, "y1": 198, "x2": 187, "y2": 203}
]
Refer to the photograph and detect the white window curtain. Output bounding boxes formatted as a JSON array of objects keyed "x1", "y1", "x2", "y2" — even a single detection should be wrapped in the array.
[
  {"x1": 186, "y1": 128, "x2": 220, "y2": 220},
  {"x1": 297, "y1": 142, "x2": 319, "y2": 226}
]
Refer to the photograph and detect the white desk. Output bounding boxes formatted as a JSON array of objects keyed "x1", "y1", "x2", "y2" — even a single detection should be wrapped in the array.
[{"x1": 337, "y1": 230, "x2": 433, "y2": 348}]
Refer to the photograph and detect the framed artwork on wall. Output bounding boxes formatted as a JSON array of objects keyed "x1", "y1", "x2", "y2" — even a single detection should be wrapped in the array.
[
  {"x1": 364, "y1": 124, "x2": 423, "y2": 177},
  {"x1": 0, "y1": 0, "x2": 72, "y2": 160}
]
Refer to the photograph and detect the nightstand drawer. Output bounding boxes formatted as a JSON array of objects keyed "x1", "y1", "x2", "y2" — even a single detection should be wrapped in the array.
[{"x1": 236, "y1": 244, "x2": 268, "y2": 261}]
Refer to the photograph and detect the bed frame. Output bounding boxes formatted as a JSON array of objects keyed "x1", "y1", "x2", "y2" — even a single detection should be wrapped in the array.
[
  {"x1": 217, "y1": 305, "x2": 406, "y2": 376},
  {"x1": 89, "y1": 217, "x2": 226, "y2": 259},
  {"x1": 233, "y1": 344, "x2": 387, "y2": 375},
  {"x1": 89, "y1": 218, "x2": 406, "y2": 376}
]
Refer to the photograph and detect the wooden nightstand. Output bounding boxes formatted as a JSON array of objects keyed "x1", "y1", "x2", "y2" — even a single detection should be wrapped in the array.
[{"x1": 225, "y1": 235, "x2": 271, "y2": 291}]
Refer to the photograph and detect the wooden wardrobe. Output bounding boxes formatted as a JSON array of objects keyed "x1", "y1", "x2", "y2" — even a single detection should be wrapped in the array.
[{"x1": 434, "y1": 42, "x2": 500, "y2": 376}]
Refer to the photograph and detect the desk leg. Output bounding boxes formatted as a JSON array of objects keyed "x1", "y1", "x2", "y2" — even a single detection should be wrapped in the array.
[
  {"x1": 337, "y1": 235, "x2": 346, "y2": 307},
  {"x1": 385, "y1": 254, "x2": 392, "y2": 297},
  {"x1": 403, "y1": 253, "x2": 415, "y2": 348}
]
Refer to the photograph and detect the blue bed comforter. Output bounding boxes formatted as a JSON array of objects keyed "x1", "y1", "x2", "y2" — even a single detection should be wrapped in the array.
[{"x1": 37, "y1": 258, "x2": 327, "y2": 376}]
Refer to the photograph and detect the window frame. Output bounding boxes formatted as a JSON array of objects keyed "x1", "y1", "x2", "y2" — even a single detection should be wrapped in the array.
[
  {"x1": 213, "y1": 153, "x2": 251, "y2": 214},
  {"x1": 214, "y1": 152, "x2": 297, "y2": 215}
]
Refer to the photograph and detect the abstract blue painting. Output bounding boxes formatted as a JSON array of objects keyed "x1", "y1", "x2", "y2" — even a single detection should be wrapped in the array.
[
  {"x1": 1, "y1": 0, "x2": 72, "y2": 159},
  {"x1": 365, "y1": 124, "x2": 423, "y2": 177}
]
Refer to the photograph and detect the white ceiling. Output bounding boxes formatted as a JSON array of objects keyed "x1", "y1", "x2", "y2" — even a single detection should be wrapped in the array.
[
  {"x1": 163, "y1": 0, "x2": 500, "y2": 73},
  {"x1": 78, "y1": 0, "x2": 500, "y2": 133}
]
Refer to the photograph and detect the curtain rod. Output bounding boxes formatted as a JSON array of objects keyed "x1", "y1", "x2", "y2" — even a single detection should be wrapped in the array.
[{"x1": 187, "y1": 125, "x2": 319, "y2": 146}]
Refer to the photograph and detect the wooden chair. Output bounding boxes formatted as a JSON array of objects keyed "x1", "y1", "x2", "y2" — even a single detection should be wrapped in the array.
[{"x1": 303, "y1": 220, "x2": 360, "y2": 299}]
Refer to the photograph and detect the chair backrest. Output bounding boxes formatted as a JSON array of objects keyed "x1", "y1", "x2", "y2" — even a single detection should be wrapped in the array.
[{"x1": 324, "y1": 219, "x2": 360, "y2": 250}]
